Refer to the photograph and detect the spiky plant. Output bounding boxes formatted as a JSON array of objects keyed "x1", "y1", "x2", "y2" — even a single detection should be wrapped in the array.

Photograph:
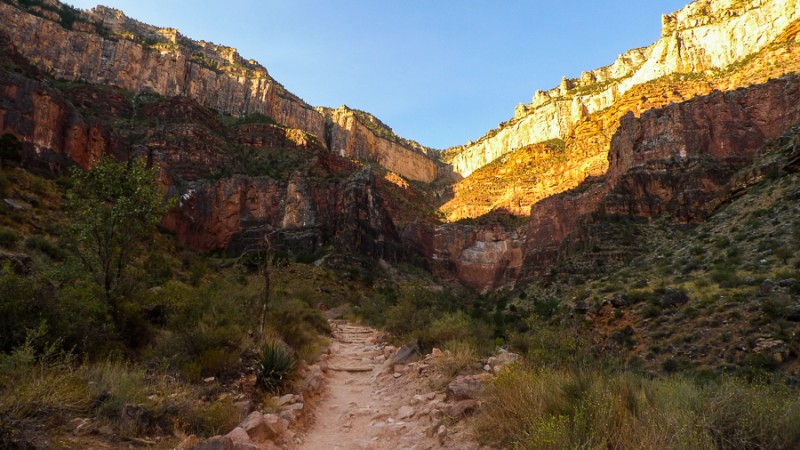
[{"x1": 256, "y1": 341, "x2": 296, "y2": 393}]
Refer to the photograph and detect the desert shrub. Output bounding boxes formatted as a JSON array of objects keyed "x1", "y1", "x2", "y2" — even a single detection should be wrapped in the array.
[
  {"x1": 185, "y1": 396, "x2": 243, "y2": 437},
  {"x1": 0, "y1": 229, "x2": 18, "y2": 249},
  {"x1": 144, "y1": 252, "x2": 174, "y2": 286},
  {"x1": 152, "y1": 279, "x2": 255, "y2": 377},
  {"x1": 415, "y1": 311, "x2": 474, "y2": 350},
  {"x1": 256, "y1": 340, "x2": 296, "y2": 393},
  {"x1": 267, "y1": 299, "x2": 330, "y2": 360},
  {"x1": 0, "y1": 331, "x2": 91, "y2": 447},
  {"x1": 533, "y1": 297, "x2": 561, "y2": 319},
  {"x1": 430, "y1": 340, "x2": 479, "y2": 380},
  {"x1": 703, "y1": 379, "x2": 800, "y2": 449},
  {"x1": 476, "y1": 367, "x2": 711, "y2": 449},
  {"x1": 512, "y1": 319, "x2": 587, "y2": 369},
  {"x1": 476, "y1": 362, "x2": 800, "y2": 450},
  {"x1": 384, "y1": 285, "x2": 437, "y2": 339},
  {"x1": 24, "y1": 235, "x2": 65, "y2": 261},
  {"x1": 0, "y1": 267, "x2": 46, "y2": 352}
]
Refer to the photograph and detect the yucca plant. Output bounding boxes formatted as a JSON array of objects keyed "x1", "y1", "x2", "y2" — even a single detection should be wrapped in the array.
[{"x1": 256, "y1": 341, "x2": 296, "y2": 393}]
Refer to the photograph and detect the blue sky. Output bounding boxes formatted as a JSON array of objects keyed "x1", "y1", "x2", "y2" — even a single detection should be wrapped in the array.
[{"x1": 67, "y1": 0, "x2": 689, "y2": 149}]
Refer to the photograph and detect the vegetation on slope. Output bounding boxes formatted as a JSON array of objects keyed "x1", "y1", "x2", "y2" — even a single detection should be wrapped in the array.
[{"x1": 0, "y1": 159, "x2": 348, "y2": 448}]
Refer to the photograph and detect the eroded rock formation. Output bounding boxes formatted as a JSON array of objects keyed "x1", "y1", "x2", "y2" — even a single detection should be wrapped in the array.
[
  {"x1": 0, "y1": 0, "x2": 438, "y2": 182},
  {"x1": 444, "y1": 0, "x2": 800, "y2": 178},
  {"x1": 524, "y1": 75, "x2": 800, "y2": 273}
]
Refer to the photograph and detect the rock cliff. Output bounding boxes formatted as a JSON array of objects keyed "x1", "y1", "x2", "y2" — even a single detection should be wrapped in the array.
[
  {"x1": 322, "y1": 106, "x2": 438, "y2": 183},
  {"x1": 403, "y1": 222, "x2": 525, "y2": 293},
  {"x1": 0, "y1": 0, "x2": 438, "y2": 182},
  {"x1": 0, "y1": 26, "x2": 407, "y2": 260},
  {"x1": 443, "y1": 0, "x2": 800, "y2": 179},
  {"x1": 524, "y1": 75, "x2": 800, "y2": 273}
]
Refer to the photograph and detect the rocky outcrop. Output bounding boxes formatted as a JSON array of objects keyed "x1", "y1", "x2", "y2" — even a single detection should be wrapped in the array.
[
  {"x1": 324, "y1": 106, "x2": 438, "y2": 183},
  {"x1": 445, "y1": 0, "x2": 800, "y2": 178},
  {"x1": 0, "y1": 34, "x2": 108, "y2": 172},
  {"x1": 0, "y1": 2, "x2": 327, "y2": 139},
  {"x1": 164, "y1": 166, "x2": 403, "y2": 260},
  {"x1": 524, "y1": 75, "x2": 800, "y2": 272},
  {"x1": 0, "y1": 1, "x2": 439, "y2": 183},
  {"x1": 404, "y1": 222, "x2": 525, "y2": 292}
]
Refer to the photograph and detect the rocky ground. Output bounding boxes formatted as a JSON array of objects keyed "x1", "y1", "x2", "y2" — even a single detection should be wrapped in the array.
[{"x1": 186, "y1": 321, "x2": 500, "y2": 450}]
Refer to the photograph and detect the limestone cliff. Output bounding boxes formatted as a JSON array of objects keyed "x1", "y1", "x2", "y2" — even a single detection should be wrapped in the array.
[
  {"x1": 0, "y1": 0, "x2": 438, "y2": 182},
  {"x1": 443, "y1": 0, "x2": 800, "y2": 179},
  {"x1": 322, "y1": 106, "x2": 438, "y2": 183}
]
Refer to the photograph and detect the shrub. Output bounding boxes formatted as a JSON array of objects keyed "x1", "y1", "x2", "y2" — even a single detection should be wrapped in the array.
[
  {"x1": 267, "y1": 298, "x2": 331, "y2": 360},
  {"x1": 415, "y1": 311, "x2": 474, "y2": 350},
  {"x1": 24, "y1": 235, "x2": 65, "y2": 260},
  {"x1": 477, "y1": 363, "x2": 800, "y2": 450},
  {"x1": 0, "y1": 229, "x2": 18, "y2": 249},
  {"x1": 256, "y1": 340, "x2": 296, "y2": 393},
  {"x1": 430, "y1": 340, "x2": 479, "y2": 380}
]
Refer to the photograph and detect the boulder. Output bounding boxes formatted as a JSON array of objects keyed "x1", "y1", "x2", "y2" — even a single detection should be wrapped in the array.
[
  {"x1": 447, "y1": 374, "x2": 491, "y2": 400},
  {"x1": 225, "y1": 427, "x2": 253, "y2": 445},
  {"x1": 392, "y1": 344, "x2": 420, "y2": 366},
  {"x1": 448, "y1": 399, "x2": 480, "y2": 419},
  {"x1": 238, "y1": 411, "x2": 273, "y2": 442},
  {"x1": 397, "y1": 406, "x2": 415, "y2": 420}
]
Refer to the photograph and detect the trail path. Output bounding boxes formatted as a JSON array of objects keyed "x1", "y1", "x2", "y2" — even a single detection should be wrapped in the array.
[{"x1": 292, "y1": 321, "x2": 478, "y2": 450}]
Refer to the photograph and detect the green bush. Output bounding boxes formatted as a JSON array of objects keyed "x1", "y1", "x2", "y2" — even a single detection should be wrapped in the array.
[
  {"x1": 24, "y1": 235, "x2": 66, "y2": 260},
  {"x1": 267, "y1": 299, "x2": 330, "y2": 360},
  {"x1": 0, "y1": 229, "x2": 17, "y2": 249},
  {"x1": 256, "y1": 340, "x2": 296, "y2": 393}
]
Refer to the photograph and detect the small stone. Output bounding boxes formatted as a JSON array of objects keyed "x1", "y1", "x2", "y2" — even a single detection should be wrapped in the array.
[
  {"x1": 225, "y1": 427, "x2": 253, "y2": 445},
  {"x1": 238, "y1": 411, "x2": 272, "y2": 441},
  {"x1": 203, "y1": 376, "x2": 216, "y2": 383},
  {"x1": 397, "y1": 406, "x2": 415, "y2": 420},
  {"x1": 448, "y1": 399, "x2": 479, "y2": 419},
  {"x1": 436, "y1": 425, "x2": 447, "y2": 445},
  {"x1": 447, "y1": 373, "x2": 491, "y2": 400},
  {"x1": 278, "y1": 394, "x2": 295, "y2": 406},
  {"x1": 189, "y1": 435, "x2": 233, "y2": 450},
  {"x1": 282, "y1": 402, "x2": 304, "y2": 411}
]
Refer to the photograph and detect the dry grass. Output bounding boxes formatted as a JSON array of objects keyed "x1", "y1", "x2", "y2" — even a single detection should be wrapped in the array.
[
  {"x1": 475, "y1": 365, "x2": 800, "y2": 449},
  {"x1": 430, "y1": 340, "x2": 480, "y2": 380}
]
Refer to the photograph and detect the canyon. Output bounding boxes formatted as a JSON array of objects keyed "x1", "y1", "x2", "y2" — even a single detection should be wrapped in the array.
[{"x1": 2, "y1": 0, "x2": 800, "y2": 292}]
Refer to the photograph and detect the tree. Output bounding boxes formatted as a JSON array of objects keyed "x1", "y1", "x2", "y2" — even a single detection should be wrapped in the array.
[{"x1": 66, "y1": 156, "x2": 168, "y2": 322}]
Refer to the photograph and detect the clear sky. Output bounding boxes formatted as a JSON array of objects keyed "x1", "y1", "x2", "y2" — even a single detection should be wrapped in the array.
[{"x1": 67, "y1": 0, "x2": 690, "y2": 149}]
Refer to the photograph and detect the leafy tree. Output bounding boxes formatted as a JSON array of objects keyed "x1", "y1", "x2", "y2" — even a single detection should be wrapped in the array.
[{"x1": 66, "y1": 157, "x2": 168, "y2": 323}]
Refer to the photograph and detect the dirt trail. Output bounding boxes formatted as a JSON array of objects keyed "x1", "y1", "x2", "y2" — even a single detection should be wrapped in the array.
[{"x1": 292, "y1": 321, "x2": 478, "y2": 450}]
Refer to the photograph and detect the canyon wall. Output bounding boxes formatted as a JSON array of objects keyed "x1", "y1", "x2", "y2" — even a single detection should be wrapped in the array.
[
  {"x1": 403, "y1": 222, "x2": 526, "y2": 293},
  {"x1": 445, "y1": 0, "x2": 800, "y2": 178},
  {"x1": 324, "y1": 106, "x2": 438, "y2": 183},
  {"x1": 164, "y1": 166, "x2": 403, "y2": 260},
  {"x1": 524, "y1": 75, "x2": 800, "y2": 272},
  {"x1": 0, "y1": 1, "x2": 438, "y2": 182}
]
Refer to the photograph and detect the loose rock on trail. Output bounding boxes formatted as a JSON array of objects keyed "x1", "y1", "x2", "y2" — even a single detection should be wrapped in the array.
[{"x1": 291, "y1": 321, "x2": 479, "y2": 450}]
